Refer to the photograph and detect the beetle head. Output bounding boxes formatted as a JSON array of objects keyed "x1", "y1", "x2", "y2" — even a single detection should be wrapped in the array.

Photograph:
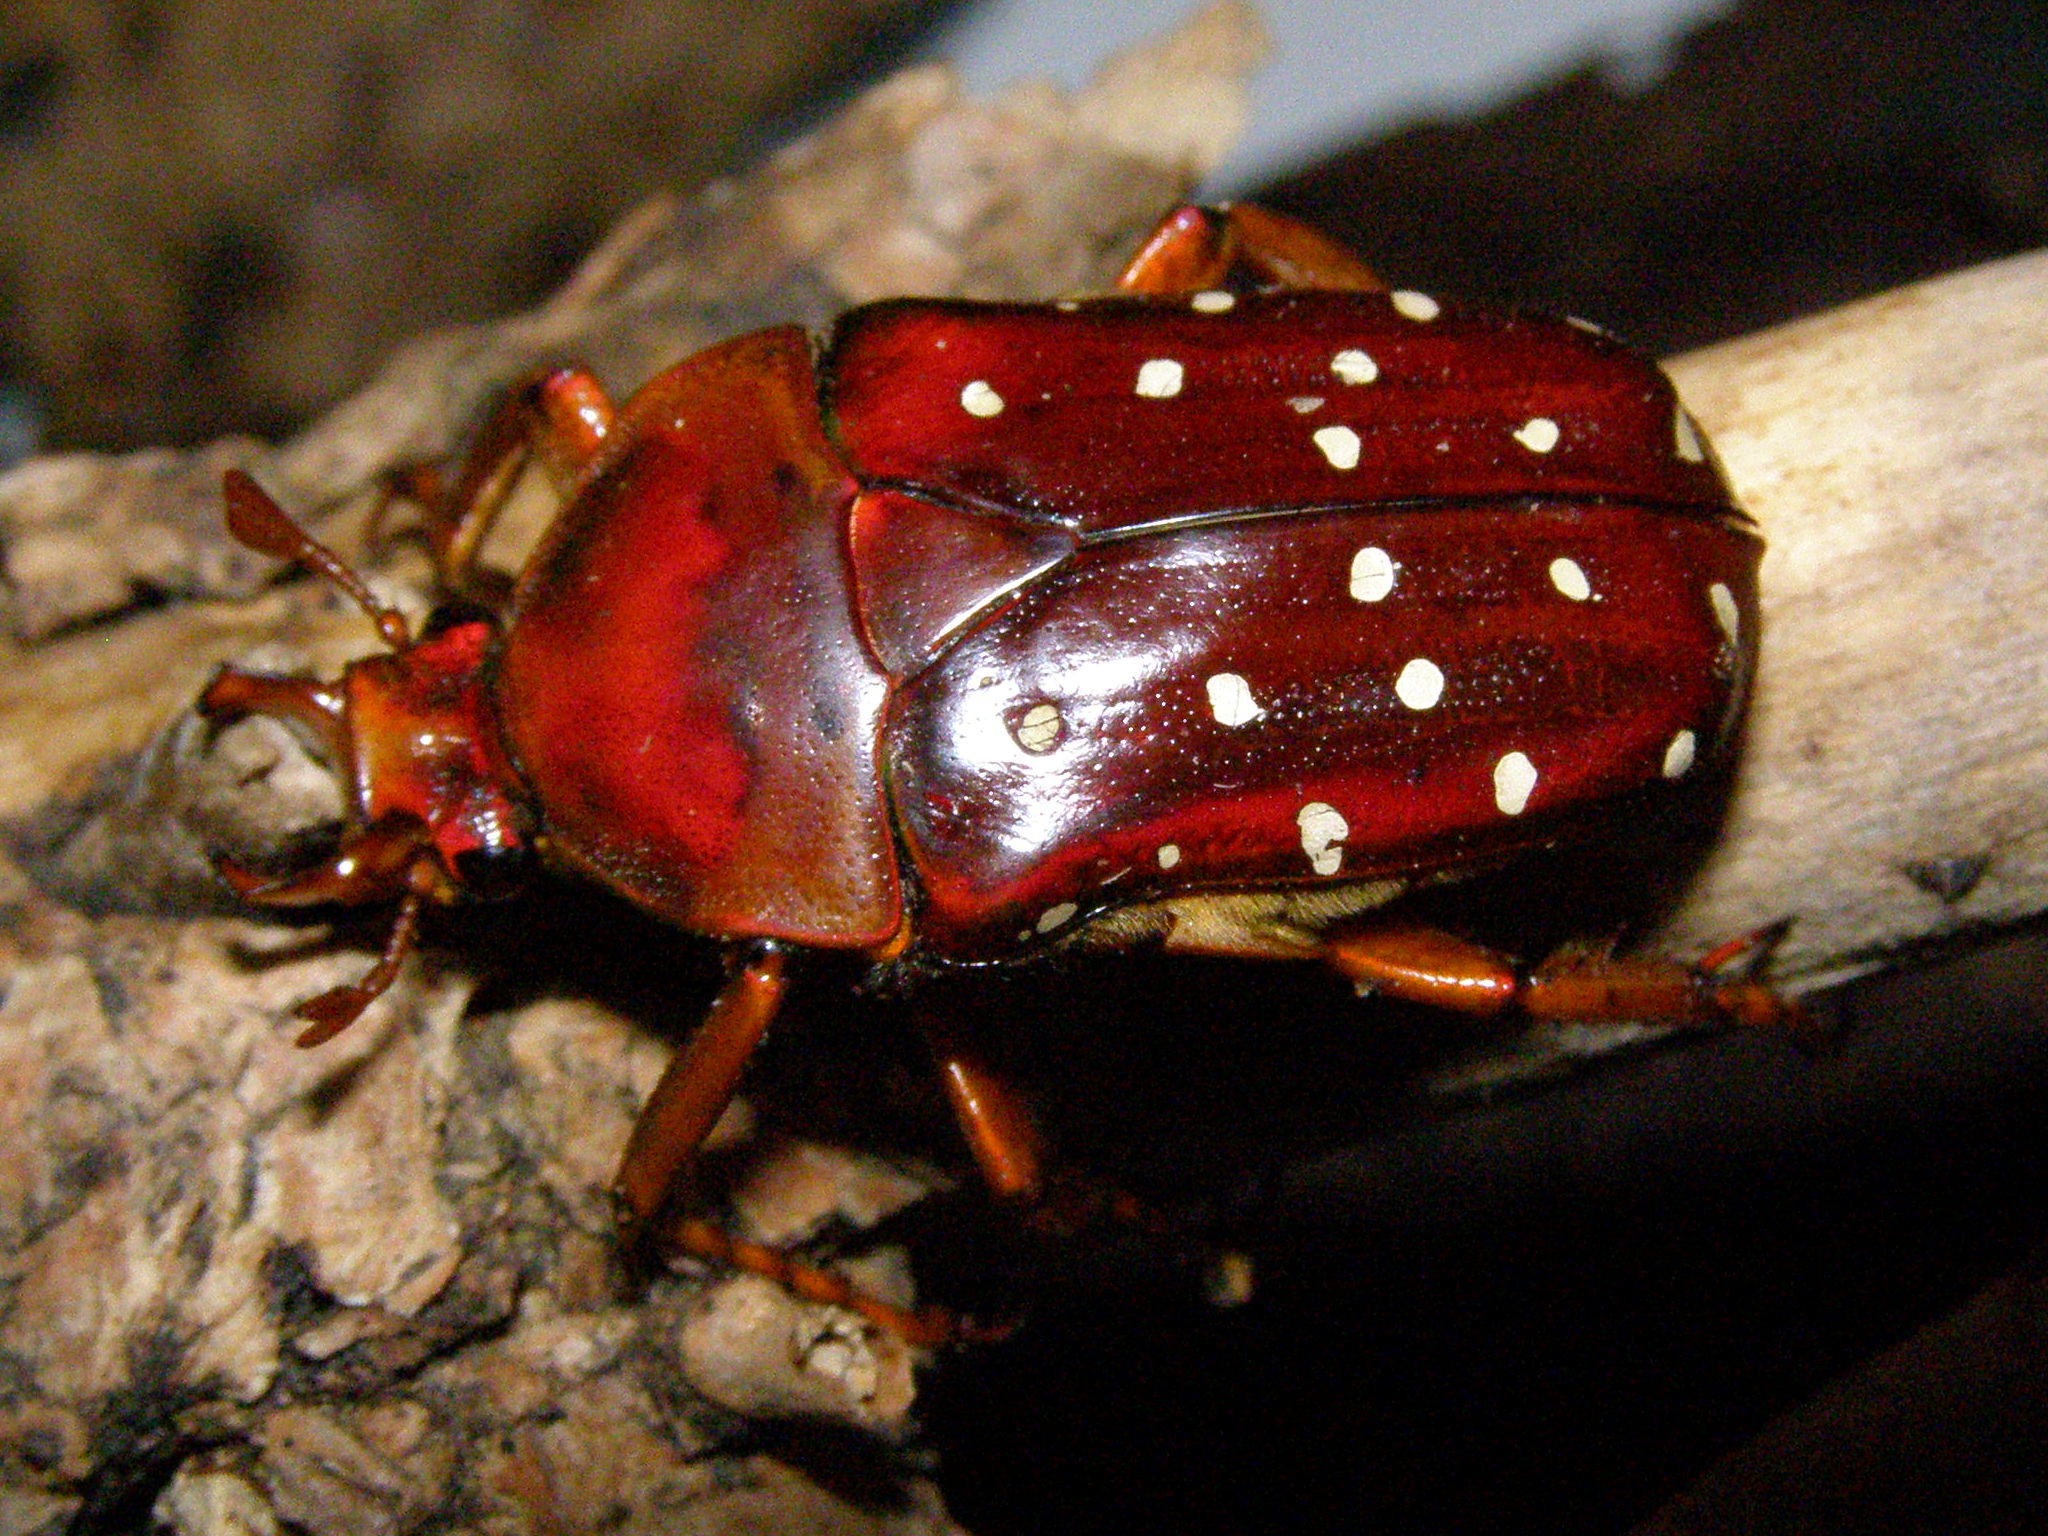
[{"x1": 201, "y1": 470, "x2": 538, "y2": 1042}]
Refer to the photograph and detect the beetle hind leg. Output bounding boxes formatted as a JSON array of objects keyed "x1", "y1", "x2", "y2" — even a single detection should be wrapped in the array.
[
  {"x1": 1118, "y1": 204, "x2": 1384, "y2": 295},
  {"x1": 1316, "y1": 920, "x2": 1813, "y2": 1038}
]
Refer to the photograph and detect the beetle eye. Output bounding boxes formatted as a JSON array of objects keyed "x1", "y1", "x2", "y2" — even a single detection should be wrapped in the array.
[{"x1": 452, "y1": 841, "x2": 535, "y2": 900}]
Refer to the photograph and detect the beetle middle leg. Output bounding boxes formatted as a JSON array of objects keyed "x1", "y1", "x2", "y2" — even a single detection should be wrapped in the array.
[
  {"x1": 919, "y1": 1005, "x2": 1176, "y2": 1257},
  {"x1": 920, "y1": 1010, "x2": 1046, "y2": 1203},
  {"x1": 620, "y1": 942, "x2": 971, "y2": 1344}
]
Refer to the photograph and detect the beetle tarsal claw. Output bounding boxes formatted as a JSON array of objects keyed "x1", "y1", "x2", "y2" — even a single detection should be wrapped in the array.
[
  {"x1": 292, "y1": 985, "x2": 379, "y2": 1047},
  {"x1": 1694, "y1": 917, "x2": 1797, "y2": 980}
]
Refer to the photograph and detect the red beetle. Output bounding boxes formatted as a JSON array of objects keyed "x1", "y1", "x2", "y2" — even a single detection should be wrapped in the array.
[{"x1": 201, "y1": 205, "x2": 1794, "y2": 1341}]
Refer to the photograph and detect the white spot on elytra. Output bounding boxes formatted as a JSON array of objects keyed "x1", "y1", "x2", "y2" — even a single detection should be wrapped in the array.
[
  {"x1": 1054, "y1": 299, "x2": 1080, "y2": 311},
  {"x1": 1330, "y1": 348, "x2": 1378, "y2": 384},
  {"x1": 1135, "y1": 358, "x2": 1184, "y2": 398},
  {"x1": 1676, "y1": 408, "x2": 1706, "y2": 462},
  {"x1": 1709, "y1": 582, "x2": 1740, "y2": 639},
  {"x1": 960, "y1": 380, "x2": 1003, "y2": 417},
  {"x1": 1663, "y1": 730, "x2": 1698, "y2": 779},
  {"x1": 1157, "y1": 844, "x2": 1182, "y2": 870},
  {"x1": 1036, "y1": 902, "x2": 1078, "y2": 933},
  {"x1": 1349, "y1": 546, "x2": 1396, "y2": 602},
  {"x1": 1494, "y1": 752, "x2": 1537, "y2": 816},
  {"x1": 1314, "y1": 424, "x2": 1361, "y2": 470},
  {"x1": 1391, "y1": 290, "x2": 1440, "y2": 322},
  {"x1": 1514, "y1": 417, "x2": 1561, "y2": 453},
  {"x1": 1549, "y1": 557, "x2": 1592, "y2": 601},
  {"x1": 1191, "y1": 290, "x2": 1235, "y2": 313},
  {"x1": 1206, "y1": 672, "x2": 1263, "y2": 727},
  {"x1": 1288, "y1": 395, "x2": 1325, "y2": 413},
  {"x1": 1565, "y1": 315, "x2": 1606, "y2": 335},
  {"x1": 1014, "y1": 701, "x2": 1062, "y2": 753},
  {"x1": 1297, "y1": 802, "x2": 1349, "y2": 875},
  {"x1": 1394, "y1": 657, "x2": 1445, "y2": 711}
]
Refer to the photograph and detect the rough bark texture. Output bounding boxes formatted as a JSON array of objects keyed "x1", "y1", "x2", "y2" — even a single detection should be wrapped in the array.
[{"x1": 0, "y1": 8, "x2": 1264, "y2": 1530}]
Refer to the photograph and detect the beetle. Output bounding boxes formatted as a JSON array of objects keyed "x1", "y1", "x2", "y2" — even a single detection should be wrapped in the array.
[{"x1": 199, "y1": 204, "x2": 1797, "y2": 1342}]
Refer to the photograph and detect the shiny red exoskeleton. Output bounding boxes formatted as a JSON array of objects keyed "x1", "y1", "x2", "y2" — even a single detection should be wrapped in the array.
[{"x1": 201, "y1": 206, "x2": 1796, "y2": 1342}]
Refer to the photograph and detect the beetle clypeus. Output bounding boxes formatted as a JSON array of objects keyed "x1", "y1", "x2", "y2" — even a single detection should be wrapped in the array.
[{"x1": 200, "y1": 204, "x2": 1798, "y2": 1342}]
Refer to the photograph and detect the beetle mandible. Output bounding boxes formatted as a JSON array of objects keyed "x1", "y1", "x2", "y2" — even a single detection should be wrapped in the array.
[{"x1": 200, "y1": 204, "x2": 1798, "y2": 1342}]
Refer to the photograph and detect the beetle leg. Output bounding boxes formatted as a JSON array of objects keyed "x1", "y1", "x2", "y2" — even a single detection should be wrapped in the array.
[
  {"x1": 1117, "y1": 203, "x2": 1385, "y2": 295},
  {"x1": 1320, "y1": 922, "x2": 1522, "y2": 1016},
  {"x1": 920, "y1": 1012, "x2": 1045, "y2": 1202},
  {"x1": 418, "y1": 367, "x2": 616, "y2": 592},
  {"x1": 614, "y1": 942, "x2": 788, "y2": 1239},
  {"x1": 1521, "y1": 922, "x2": 1814, "y2": 1037},
  {"x1": 622, "y1": 945, "x2": 977, "y2": 1344},
  {"x1": 199, "y1": 665, "x2": 349, "y2": 761},
  {"x1": 919, "y1": 1009, "x2": 1168, "y2": 1251},
  {"x1": 1318, "y1": 920, "x2": 1812, "y2": 1036}
]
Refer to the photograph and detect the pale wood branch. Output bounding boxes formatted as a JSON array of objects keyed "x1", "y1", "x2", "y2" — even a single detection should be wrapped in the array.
[{"x1": 1652, "y1": 252, "x2": 2048, "y2": 988}]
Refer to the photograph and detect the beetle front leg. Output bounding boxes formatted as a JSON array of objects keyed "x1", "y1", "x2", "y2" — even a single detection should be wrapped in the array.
[
  {"x1": 411, "y1": 367, "x2": 617, "y2": 592},
  {"x1": 1118, "y1": 204, "x2": 1384, "y2": 295}
]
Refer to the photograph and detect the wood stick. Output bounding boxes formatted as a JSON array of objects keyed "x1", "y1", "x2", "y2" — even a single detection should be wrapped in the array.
[{"x1": 1650, "y1": 250, "x2": 2048, "y2": 988}]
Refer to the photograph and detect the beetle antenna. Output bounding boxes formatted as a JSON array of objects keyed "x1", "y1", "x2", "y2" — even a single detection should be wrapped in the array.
[{"x1": 224, "y1": 469, "x2": 412, "y2": 652}]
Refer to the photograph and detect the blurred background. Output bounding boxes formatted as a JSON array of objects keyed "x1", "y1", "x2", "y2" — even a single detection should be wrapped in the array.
[
  {"x1": 4, "y1": 0, "x2": 2043, "y2": 458},
  {"x1": 4, "y1": 2, "x2": 2047, "y2": 1532}
]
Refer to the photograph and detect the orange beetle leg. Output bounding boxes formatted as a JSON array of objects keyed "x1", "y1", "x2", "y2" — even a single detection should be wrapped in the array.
[
  {"x1": 614, "y1": 944, "x2": 789, "y2": 1239},
  {"x1": 419, "y1": 367, "x2": 616, "y2": 592},
  {"x1": 920, "y1": 1011, "x2": 1046, "y2": 1203},
  {"x1": 921, "y1": 1008, "x2": 1166, "y2": 1260},
  {"x1": 199, "y1": 665, "x2": 348, "y2": 760},
  {"x1": 1321, "y1": 922, "x2": 1522, "y2": 1016},
  {"x1": 1118, "y1": 203, "x2": 1384, "y2": 295},
  {"x1": 620, "y1": 946, "x2": 990, "y2": 1346},
  {"x1": 1320, "y1": 919, "x2": 1811, "y2": 1038}
]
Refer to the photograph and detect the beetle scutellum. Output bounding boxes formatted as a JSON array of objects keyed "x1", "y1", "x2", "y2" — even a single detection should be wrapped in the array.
[{"x1": 200, "y1": 205, "x2": 1799, "y2": 1341}]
